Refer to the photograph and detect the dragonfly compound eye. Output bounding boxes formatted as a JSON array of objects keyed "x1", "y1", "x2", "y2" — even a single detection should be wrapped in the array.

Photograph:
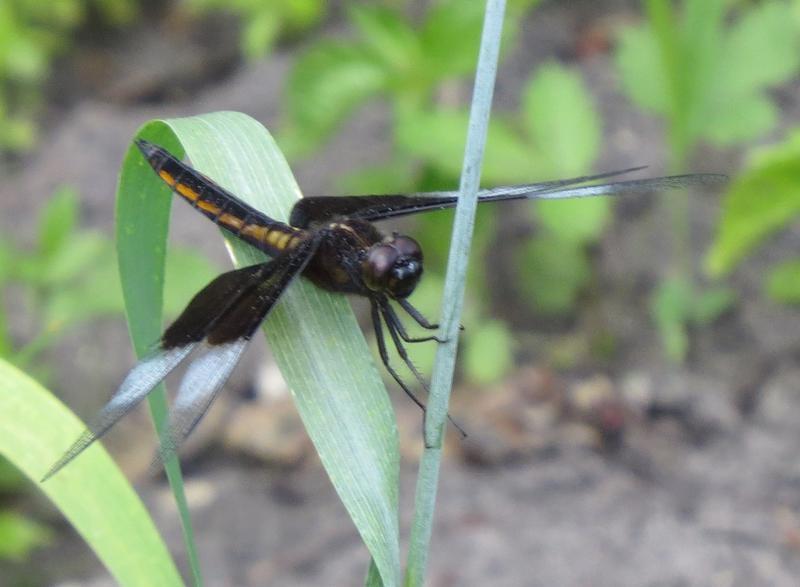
[{"x1": 364, "y1": 236, "x2": 424, "y2": 298}]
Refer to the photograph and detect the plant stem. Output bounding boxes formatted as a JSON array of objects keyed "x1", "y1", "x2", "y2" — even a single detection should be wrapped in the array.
[
  {"x1": 404, "y1": 1, "x2": 506, "y2": 585},
  {"x1": 147, "y1": 391, "x2": 205, "y2": 587}
]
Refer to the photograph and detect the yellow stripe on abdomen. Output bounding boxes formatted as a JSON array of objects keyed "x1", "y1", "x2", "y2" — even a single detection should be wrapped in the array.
[
  {"x1": 241, "y1": 224, "x2": 299, "y2": 252},
  {"x1": 176, "y1": 182, "x2": 200, "y2": 202},
  {"x1": 158, "y1": 170, "x2": 175, "y2": 186}
]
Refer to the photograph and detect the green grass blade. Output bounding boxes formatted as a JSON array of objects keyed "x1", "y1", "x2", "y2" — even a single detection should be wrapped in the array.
[
  {"x1": 117, "y1": 126, "x2": 203, "y2": 586},
  {"x1": 405, "y1": 1, "x2": 506, "y2": 585},
  {"x1": 121, "y1": 112, "x2": 400, "y2": 587},
  {"x1": 0, "y1": 359, "x2": 182, "y2": 586}
]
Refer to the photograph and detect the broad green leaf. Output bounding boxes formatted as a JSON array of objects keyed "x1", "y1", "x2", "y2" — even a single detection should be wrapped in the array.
[
  {"x1": 703, "y1": 92, "x2": 776, "y2": 145},
  {"x1": 285, "y1": 41, "x2": 387, "y2": 150},
  {"x1": 420, "y1": 0, "x2": 484, "y2": 79},
  {"x1": 615, "y1": 26, "x2": 669, "y2": 114},
  {"x1": 522, "y1": 63, "x2": 600, "y2": 176},
  {"x1": 348, "y1": 4, "x2": 420, "y2": 74},
  {"x1": 463, "y1": 320, "x2": 514, "y2": 384},
  {"x1": 766, "y1": 259, "x2": 800, "y2": 304},
  {"x1": 0, "y1": 359, "x2": 181, "y2": 585},
  {"x1": 617, "y1": 0, "x2": 800, "y2": 149},
  {"x1": 706, "y1": 131, "x2": 800, "y2": 276},
  {"x1": 122, "y1": 112, "x2": 399, "y2": 586},
  {"x1": 704, "y1": 2, "x2": 799, "y2": 144},
  {"x1": 717, "y1": 1, "x2": 800, "y2": 95},
  {"x1": 516, "y1": 236, "x2": 590, "y2": 316}
]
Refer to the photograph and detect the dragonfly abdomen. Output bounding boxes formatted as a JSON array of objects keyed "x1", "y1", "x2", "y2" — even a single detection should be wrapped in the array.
[{"x1": 136, "y1": 139, "x2": 303, "y2": 257}]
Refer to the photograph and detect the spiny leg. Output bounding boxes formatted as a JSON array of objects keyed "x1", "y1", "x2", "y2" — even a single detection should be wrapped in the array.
[
  {"x1": 396, "y1": 297, "x2": 464, "y2": 334},
  {"x1": 371, "y1": 300, "x2": 428, "y2": 415},
  {"x1": 396, "y1": 298, "x2": 438, "y2": 330},
  {"x1": 377, "y1": 301, "x2": 467, "y2": 438},
  {"x1": 381, "y1": 299, "x2": 443, "y2": 344}
]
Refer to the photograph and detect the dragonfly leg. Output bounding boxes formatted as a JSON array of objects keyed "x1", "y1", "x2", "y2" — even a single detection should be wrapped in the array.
[
  {"x1": 371, "y1": 300, "x2": 429, "y2": 415},
  {"x1": 396, "y1": 298, "x2": 438, "y2": 330},
  {"x1": 397, "y1": 298, "x2": 465, "y2": 333},
  {"x1": 377, "y1": 301, "x2": 467, "y2": 439},
  {"x1": 381, "y1": 299, "x2": 443, "y2": 343}
]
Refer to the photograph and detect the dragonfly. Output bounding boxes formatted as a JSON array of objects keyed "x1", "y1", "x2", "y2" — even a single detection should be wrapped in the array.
[{"x1": 41, "y1": 139, "x2": 725, "y2": 480}]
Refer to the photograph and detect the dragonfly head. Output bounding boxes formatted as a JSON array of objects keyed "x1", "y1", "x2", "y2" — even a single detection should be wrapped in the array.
[{"x1": 364, "y1": 235, "x2": 423, "y2": 299}]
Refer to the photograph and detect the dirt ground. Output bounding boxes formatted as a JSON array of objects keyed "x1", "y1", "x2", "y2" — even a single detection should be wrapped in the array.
[{"x1": 2, "y1": 2, "x2": 800, "y2": 586}]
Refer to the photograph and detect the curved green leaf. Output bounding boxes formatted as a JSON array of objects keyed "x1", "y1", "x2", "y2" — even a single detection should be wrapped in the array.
[
  {"x1": 0, "y1": 359, "x2": 181, "y2": 586},
  {"x1": 705, "y1": 130, "x2": 800, "y2": 276},
  {"x1": 119, "y1": 112, "x2": 400, "y2": 586}
]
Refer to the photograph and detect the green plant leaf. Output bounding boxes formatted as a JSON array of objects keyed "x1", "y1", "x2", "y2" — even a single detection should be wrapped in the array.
[
  {"x1": 348, "y1": 4, "x2": 420, "y2": 75},
  {"x1": 123, "y1": 112, "x2": 400, "y2": 586},
  {"x1": 38, "y1": 186, "x2": 78, "y2": 258},
  {"x1": 420, "y1": 0, "x2": 484, "y2": 79},
  {"x1": 690, "y1": 286, "x2": 736, "y2": 324},
  {"x1": 766, "y1": 259, "x2": 800, "y2": 304},
  {"x1": 704, "y1": 1, "x2": 799, "y2": 144},
  {"x1": 522, "y1": 62, "x2": 600, "y2": 176},
  {"x1": 536, "y1": 197, "x2": 611, "y2": 245},
  {"x1": 615, "y1": 24, "x2": 670, "y2": 115},
  {"x1": 39, "y1": 232, "x2": 108, "y2": 286},
  {"x1": 284, "y1": 41, "x2": 387, "y2": 152},
  {"x1": 705, "y1": 130, "x2": 800, "y2": 276},
  {"x1": 516, "y1": 236, "x2": 591, "y2": 316},
  {"x1": 650, "y1": 276, "x2": 692, "y2": 362},
  {"x1": 463, "y1": 319, "x2": 514, "y2": 384},
  {"x1": 241, "y1": 9, "x2": 280, "y2": 59},
  {"x1": 0, "y1": 510, "x2": 53, "y2": 561},
  {"x1": 616, "y1": 0, "x2": 800, "y2": 150},
  {"x1": 396, "y1": 108, "x2": 534, "y2": 183},
  {"x1": 0, "y1": 359, "x2": 182, "y2": 584}
]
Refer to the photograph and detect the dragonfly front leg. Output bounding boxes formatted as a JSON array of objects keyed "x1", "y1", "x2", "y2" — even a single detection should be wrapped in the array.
[
  {"x1": 375, "y1": 299, "x2": 466, "y2": 438},
  {"x1": 370, "y1": 299, "x2": 429, "y2": 415},
  {"x1": 396, "y1": 297, "x2": 464, "y2": 335},
  {"x1": 381, "y1": 299, "x2": 444, "y2": 344}
]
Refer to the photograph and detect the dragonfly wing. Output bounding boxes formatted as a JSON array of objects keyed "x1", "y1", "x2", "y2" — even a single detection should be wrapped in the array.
[
  {"x1": 41, "y1": 248, "x2": 314, "y2": 481},
  {"x1": 152, "y1": 236, "x2": 322, "y2": 468},
  {"x1": 289, "y1": 169, "x2": 726, "y2": 224},
  {"x1": 41, "y1": 344, "x2": 196, "y2": 481},
  {"x1": 152, "y1": 339, "x2": 248, "y2": 468}
]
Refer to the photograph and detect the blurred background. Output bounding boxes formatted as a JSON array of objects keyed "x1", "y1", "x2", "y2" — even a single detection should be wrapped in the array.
[{"x1": 1, "y1": 0, "x2": 800, "y2": 585}]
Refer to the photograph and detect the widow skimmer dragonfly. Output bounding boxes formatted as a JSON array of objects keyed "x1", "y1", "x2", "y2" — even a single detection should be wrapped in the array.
[{"x1": 42, "y1": 139, "x2": 724, "y2": 480}]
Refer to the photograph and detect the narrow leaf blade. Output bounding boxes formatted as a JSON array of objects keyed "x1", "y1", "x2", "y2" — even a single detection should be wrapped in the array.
[{"x1": 0, "y1": 359, "x2": 182, "y2": 586}]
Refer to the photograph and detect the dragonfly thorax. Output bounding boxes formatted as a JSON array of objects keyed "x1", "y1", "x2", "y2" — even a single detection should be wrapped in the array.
[{"x1": 363, "y1": 234, "x2": 423, "y2": 298}]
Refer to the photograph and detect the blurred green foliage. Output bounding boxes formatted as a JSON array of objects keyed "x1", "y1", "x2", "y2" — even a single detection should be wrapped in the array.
[
  {"x1": 0, "y1": 186, "x2": 219, "y2": 382},
  {"x1": 617, "y1": 0, "x2": 799, "y2": 160},
  {"x1": 706, "y1": 129, "x2": 800, "y2": 304},
  {"x1": 615, "y1": 0, "x2": 800, "y2": 361},
  {"x1": 0, "y1": 0, "x2": 136, "y2": 152},
  {"x1": 280, "y1": 0, "x2": 541, "y2": 158},
  {"x1": 186, "y1": 0, "x2": 325, "y2": 59},
  {"x1": 0, "y1": 510, "x2": 53, "y2": 561}
]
